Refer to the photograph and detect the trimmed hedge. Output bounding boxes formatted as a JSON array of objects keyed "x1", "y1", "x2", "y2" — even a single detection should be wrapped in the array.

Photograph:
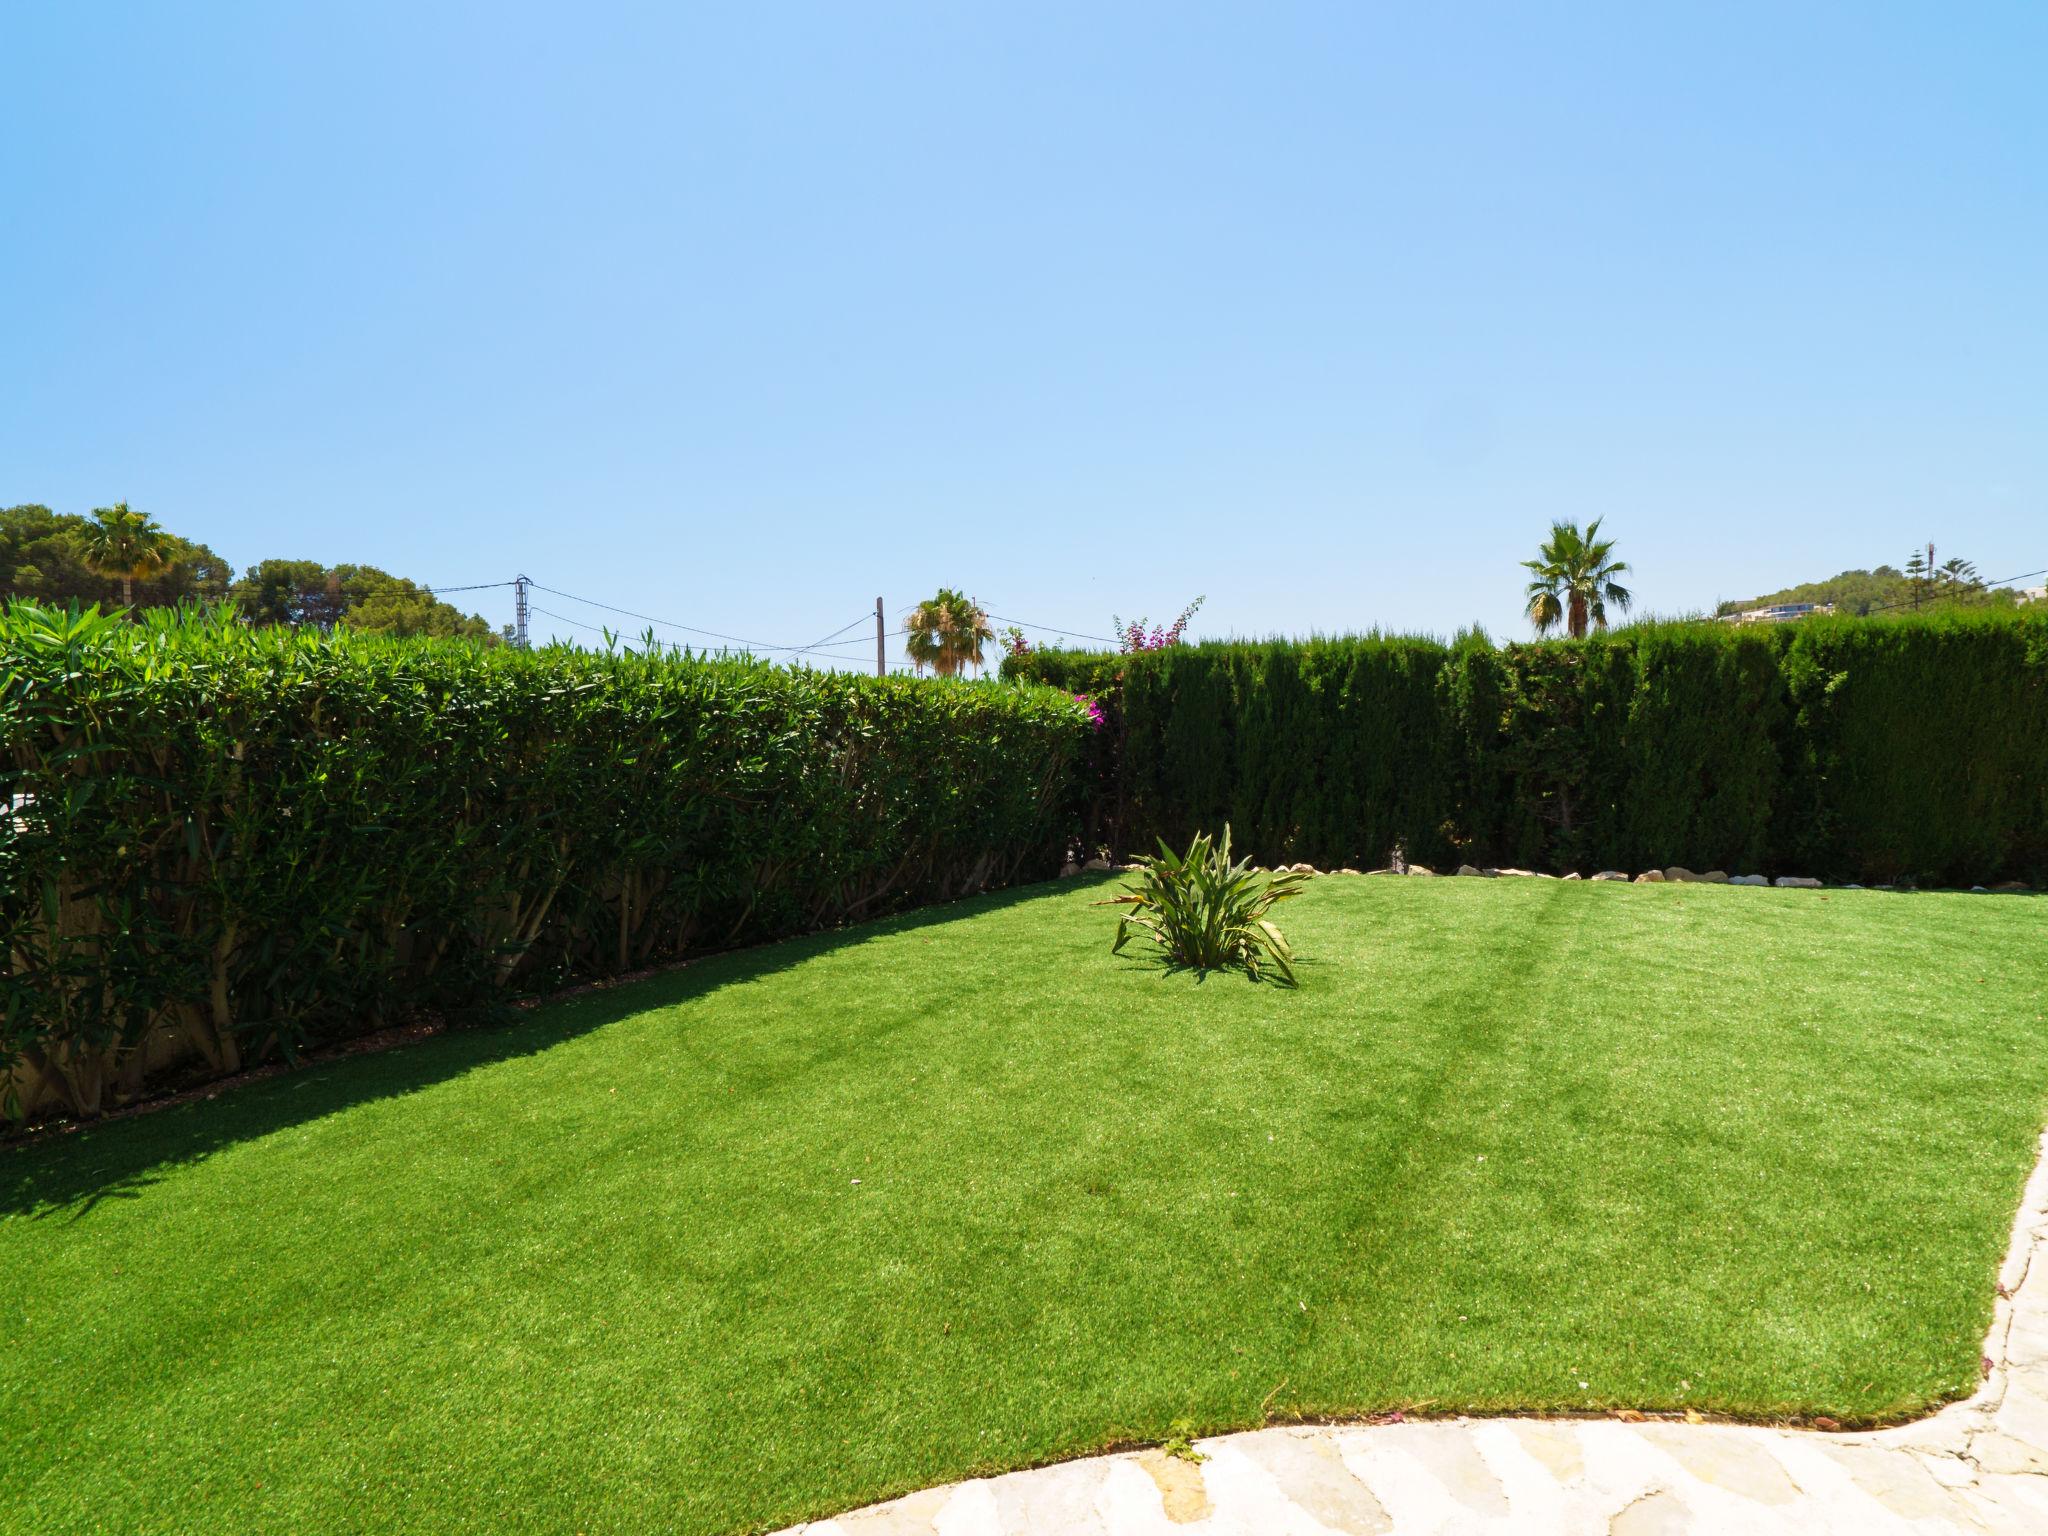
[
  {"x1": 1006, "y1": 612, "x2": 2048, "y2": 885},
  {"x1": 11, "y1": 602, "x2": 2040, "y2": 1119},
  {"x1": 2, "y1": 604, "x2": 1087, "y2": 1118}
]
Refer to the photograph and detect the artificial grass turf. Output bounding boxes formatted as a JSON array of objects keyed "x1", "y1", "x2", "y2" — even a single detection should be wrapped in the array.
[{"x1": 4, "y1": 879, "x2": 2046, "y2": 1534}]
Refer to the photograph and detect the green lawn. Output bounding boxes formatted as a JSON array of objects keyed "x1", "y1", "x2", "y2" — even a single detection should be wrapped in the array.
[{"x1": 6, "y1": 877, "x2": 2046, "y2": 1535}]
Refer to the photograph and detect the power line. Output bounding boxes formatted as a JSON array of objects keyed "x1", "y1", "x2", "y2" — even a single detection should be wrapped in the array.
[
  {"x1": 525, "y1": 603, "x2": 609, "y2": 636},
  {"x1": 799, "y1": 627, "x2": 889, "y2": 650},
  {"x1": 791, "y1": 641, "x2": 883, "y2": 660},
  {"x1": 527, "y1": 581, "x2": 811, "y2": 653},
  {"x1": 1857, "y1": 565, "x2": 2046, "y2": 617},
  {"x1": 787, "y1": 614, "x2": 878, "y2": 661},
  {"x1": 528, "y1": 583, "x2": 878, "y2": 659},
  {"x1": 985, "y1": 612, "x2": 1124, "y2": 646},
  {"x1": 426, "y1": 576, "x2": 1137, "y2": 655},
  {"x1": 892, "y1": 599, "x2": 1124, "y2": 648}
]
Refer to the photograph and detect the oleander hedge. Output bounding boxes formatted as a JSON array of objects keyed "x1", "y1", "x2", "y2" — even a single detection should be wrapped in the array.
[
  {"x1": 1005, "y1": 612, "x2": 2048, "y2": 887},
  {"x1": 1, "y1": 603, "x2": 1087, "y2": 1118}
]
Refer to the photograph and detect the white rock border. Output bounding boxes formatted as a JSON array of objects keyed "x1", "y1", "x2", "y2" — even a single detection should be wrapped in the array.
[{"x1": 1059, "y1": 859, "x2": 2037, "y2": 894}]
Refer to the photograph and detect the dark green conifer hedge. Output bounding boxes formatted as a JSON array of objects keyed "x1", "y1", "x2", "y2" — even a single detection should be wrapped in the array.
[{"x1": 1006, "y1": 612, "x2": 2048, "y2": 886}]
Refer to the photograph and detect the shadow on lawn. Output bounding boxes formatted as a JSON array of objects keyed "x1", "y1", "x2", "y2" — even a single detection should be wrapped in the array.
[
  {"x1": 1114, "y1": 950, "x2": 1312, "y2": 986},
  {"x1": 1, "y1": 881, "x2": 1064, "y2": 1223}
]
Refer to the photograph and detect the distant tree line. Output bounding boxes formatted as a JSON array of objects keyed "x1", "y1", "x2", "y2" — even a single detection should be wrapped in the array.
[
  {"x1": 1716, "y1": 548, "x2": 2033, "y2": 618},
  {"x1": 1, "y1": 503, "x2": 498, "y2": 641}
]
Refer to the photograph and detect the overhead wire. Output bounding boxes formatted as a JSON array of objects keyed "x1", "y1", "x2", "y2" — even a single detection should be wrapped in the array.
[
  {"x1": 525, "y1": 603, "x2": 609, "y2": 636},
  {"x1": 984, "y1": 613, "x2": 1124, "y2": 646},
  {"x1": 786, "y1": 613, "x2": 879, "y2": 661},
  {"x1": 897, "y1": 598, "x2": 1125, "y2": 648},
  {"x1": 1856, "y1": 565, "x2": 2046, "y2": 618},
  {"x1": 793, "y1": 643, "x2": 885, "y2": 660},
  {"x1": 527, "y1": 581, "x2": 815, "y2": 653},
  {"x1": 528, "y1": 588, "x2": 877, "y2": 661},
  {"x1": 337, "y1": 563, "x2": 2048, "y2": 656},
  {"x1": 423, "y1": 577, "x2": 1138, "y2": 657}
]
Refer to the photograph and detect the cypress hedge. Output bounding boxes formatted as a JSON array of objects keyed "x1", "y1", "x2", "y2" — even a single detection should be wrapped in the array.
[
  {"x1": 2, "y1": 603, "x2": 1087, "y2": 1118},
  {"x1": 1006, "y1": 611, "x2": 2048, "y2": 885}
]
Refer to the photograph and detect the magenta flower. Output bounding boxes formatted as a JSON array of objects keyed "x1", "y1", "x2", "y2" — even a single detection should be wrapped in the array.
[{"x1": 1112, "y1": 596, "x2": 1204, "y2": 653}]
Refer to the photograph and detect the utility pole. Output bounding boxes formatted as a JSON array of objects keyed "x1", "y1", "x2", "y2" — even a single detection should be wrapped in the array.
[
  {"x1": 875, "y1": 596, "x2": 886, "y2": 678},
  {"x1": 514, "y1": 574, "x2": 530, "y2": 648}
]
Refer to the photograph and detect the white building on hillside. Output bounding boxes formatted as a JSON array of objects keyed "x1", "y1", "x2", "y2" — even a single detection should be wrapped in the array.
[{"x1": 1720, "y1": 602, "x2": 1835, "y2": 625}]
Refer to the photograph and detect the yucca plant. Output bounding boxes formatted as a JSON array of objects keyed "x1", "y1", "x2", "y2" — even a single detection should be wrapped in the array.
[{"x1": 1102, "y1": 825, "x2": 1306, "y2": 983}]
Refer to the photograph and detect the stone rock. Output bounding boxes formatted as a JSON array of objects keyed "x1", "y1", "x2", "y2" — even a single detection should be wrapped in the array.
[
  {"x1": 1774, "y1": 875, "x2": 1822, "y2": 888},
  {"x1": 1607, "y1": 1488, "x2": 1694, "y2": 1535},
  {"x1": 1633, "y1": 870, "x2": 1666, "y2": 883},
  {"x1": 1233, "y1": 1430, "x2": 1392, "y2": 1533},
  {"x1": 1363, "y1": 867, "x2": 1402, "y2": 876},
  {"x1": 1455, "y1": 864, "x2": 1492, "y2": 877},
  {"x1": 1989, "y1": 880, "x2": 2031, "y2": 893},
  {"x1": 1730, "y1": 874, "x2": 1769, "y2": 886},
  {"x1": 1591, "y1": 871, "x2": 1629, "y2": 881},
  {"x1": 1083, "y1": 856, "x2": 1112, "y2": 872},
  {"x1": 1561, "y1": 872, "x2": 1582, "y2": 880},
  {"x1": 1407, "y1": 865, "x2": 1437, "y2": 877},
  {"x1": 1059, "y1": 861, "x2": 1082, "y2": 879},
  {"x1": 1133, "y1": 1448, "x2": 1213, "y2": 1524},
  {"x1": 1335, "y1": 867, "x2": 1362, "y2": 876},
  {"x1": 1698, "y1": 870, "x2": 1729, "y2": 884},
  {"x1": 1495, "y1": 867, "x2": 1536, "y2": 878},
  {"x1": 1288, "y1": 862, "x2": 1317, "y2": 875},
  {"x1": 1663, "y1": 866, "x2": 1696, "y2": 882}
]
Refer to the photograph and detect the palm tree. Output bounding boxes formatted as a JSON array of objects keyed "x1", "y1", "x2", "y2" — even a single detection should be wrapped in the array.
[
  {"x1": 80, "y1": 502, "x2": 169, "y2": 607},
  {"x1": 904, "y1": 589, "x2": 993, "y2": 677},
  {"x1": 1522, "y1": 519, "x2": 1633, "y2": 639}
]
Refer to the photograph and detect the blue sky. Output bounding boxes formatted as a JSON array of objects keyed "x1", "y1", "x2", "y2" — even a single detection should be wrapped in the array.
[{"x1": 5, "y1": 3, "x2": 2043, "y2": 661}]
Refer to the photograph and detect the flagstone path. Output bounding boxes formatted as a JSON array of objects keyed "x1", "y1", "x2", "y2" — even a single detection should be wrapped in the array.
[{"x1": 779, "y1": 1130, "x2": 2048, "y2": 1534}]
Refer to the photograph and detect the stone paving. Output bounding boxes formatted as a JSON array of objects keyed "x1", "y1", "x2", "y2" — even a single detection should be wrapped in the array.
[{"x1": 780, "y1": 1131, "x2": 2048, "y2": 1535}]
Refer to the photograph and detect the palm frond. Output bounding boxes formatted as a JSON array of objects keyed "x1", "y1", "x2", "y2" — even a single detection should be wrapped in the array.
[{"x1": 1524, "y1": 521, "x2": 1633, "y2": 637}]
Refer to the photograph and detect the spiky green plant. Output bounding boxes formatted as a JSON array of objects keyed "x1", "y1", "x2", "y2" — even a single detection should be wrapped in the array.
[{"x1": 1102, "y1": 825, "x2": 1306, "y2": 983}]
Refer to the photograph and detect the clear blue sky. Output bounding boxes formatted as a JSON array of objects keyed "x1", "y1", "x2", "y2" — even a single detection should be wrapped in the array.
[{"x1": 5, "y1": 3, "x2": 2043, "y2": 661}]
